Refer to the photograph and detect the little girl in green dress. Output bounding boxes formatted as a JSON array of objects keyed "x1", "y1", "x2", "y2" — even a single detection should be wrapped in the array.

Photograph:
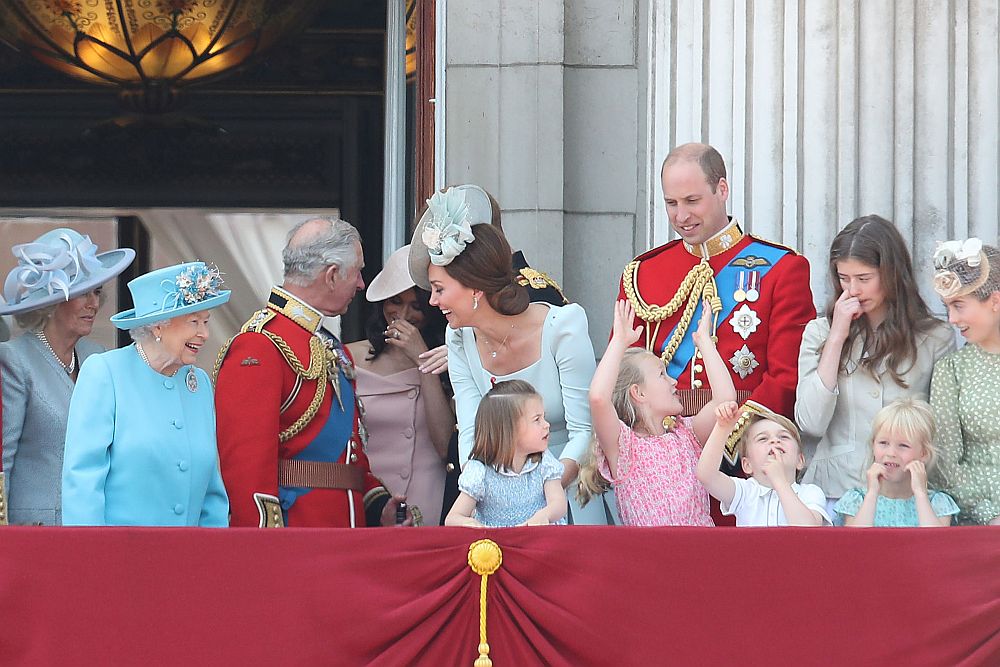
[{"x1": 835, "y1": 398, "x2": 958, "y2": 527}]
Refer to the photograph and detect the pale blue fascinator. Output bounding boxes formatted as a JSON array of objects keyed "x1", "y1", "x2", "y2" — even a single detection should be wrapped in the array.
[
  {"x1": 0, "y1": 228, "x2": 135, "y2": 316},
  {"x1": 407, "y1": 184, "x2": 494, "y2": 291}
]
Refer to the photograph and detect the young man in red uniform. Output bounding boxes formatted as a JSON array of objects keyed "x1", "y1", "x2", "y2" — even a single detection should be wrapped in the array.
[
  {"x1": 618, "y1": 143, "x2": 815, "y2": 482},
  {"x1": 215, "y1": 218, "x2": 409, "y2": 527}
]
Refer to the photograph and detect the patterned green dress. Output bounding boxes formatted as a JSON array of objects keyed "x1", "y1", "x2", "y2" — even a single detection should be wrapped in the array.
[{"x1": 930, "y1": 344, "x2": 1000, "y2": 525}]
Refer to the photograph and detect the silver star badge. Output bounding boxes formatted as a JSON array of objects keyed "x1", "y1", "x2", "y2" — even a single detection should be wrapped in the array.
[
  {"x1": 729, "y1": 345, "x2": 759, "y2": 379},
  {"x1": 729, "y1": 304, "x2": 761, "y2": 340}
]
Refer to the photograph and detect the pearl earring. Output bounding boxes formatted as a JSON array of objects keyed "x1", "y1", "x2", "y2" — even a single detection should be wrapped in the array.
[
  {"x1": 473, "y1": 295, "x2": 479, "y2": 310},
  {"x1": 155, "y1": 336, "x2": 161, "y2": 343}
]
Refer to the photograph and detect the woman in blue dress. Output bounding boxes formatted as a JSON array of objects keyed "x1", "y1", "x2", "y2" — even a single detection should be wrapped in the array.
[
  {"x1": 0, "y1": 228, "x2": 134, "y2": 525},
  {"x1": 409, "y1": 185, "x2": 609, "y2": 524},
  {"x1": 62, "y1": 262, "x2": 231, "y2": 526}
]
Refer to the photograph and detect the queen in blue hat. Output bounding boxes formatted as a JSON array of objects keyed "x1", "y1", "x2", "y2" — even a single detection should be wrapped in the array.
[
  {"x1": 0, "y1": 228, "x2": 135, "y2": 525},
  {"x1": 61, "y1": 261, "x2": 231, "y2": 526}
]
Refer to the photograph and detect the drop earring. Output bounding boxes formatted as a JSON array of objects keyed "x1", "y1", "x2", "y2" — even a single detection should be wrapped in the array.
[
  {"x1": 473, "y1": 295, "x2": 479, "y2": 310},
  {"x1": 155, "y1": 336, "x2": 161, "y2": 343}
]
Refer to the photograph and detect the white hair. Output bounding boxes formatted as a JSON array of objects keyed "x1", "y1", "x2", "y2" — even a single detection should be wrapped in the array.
[
  {"x1": 128, "y1": 322, "x2": 164, "y2": 342},
  {"x1": 282, "y1": 218, "x2": 362, "y2": 286}
]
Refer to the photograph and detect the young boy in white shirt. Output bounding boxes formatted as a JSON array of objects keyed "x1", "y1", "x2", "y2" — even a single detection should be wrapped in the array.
[{"x1": 697, "y1": 400, "x2": 830, "y2": 526}]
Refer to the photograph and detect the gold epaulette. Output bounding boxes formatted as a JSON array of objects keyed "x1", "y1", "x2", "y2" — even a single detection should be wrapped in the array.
[
  {"x1": 517, "y1": 267, "x2": 568, "y2": 303},
  {"x1": 723, "y1": 400, "x2": 800, "y2": 465},
  {"x1": 213, "y1": 307, "x2": 329, "y2": 444}
]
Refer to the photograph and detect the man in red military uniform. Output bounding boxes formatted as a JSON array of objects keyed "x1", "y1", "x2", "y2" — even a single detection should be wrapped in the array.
[
  {"x1": 618, "y1": 143, "x2": 815, "y2": 468},
  {"x1": 215, "y1": 218, "x2": 408, "y2": 527}
]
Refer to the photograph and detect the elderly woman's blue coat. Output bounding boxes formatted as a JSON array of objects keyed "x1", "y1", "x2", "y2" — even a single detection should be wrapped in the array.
[{"x1": 61, "y1": 345, "x2": 229, "y2": 526}]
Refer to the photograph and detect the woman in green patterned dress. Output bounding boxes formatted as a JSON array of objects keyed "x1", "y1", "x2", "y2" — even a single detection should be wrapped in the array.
[{"x1": 929, "y1": 238, "x2": 1000, "y2": 525}]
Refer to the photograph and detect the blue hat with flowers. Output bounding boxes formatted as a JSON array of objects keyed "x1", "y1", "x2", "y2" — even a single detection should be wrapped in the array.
[
  {"x1": 0, "y1": 227, "x2": 135, "y2": 316},
  {"x1": 110, "y1": 261, "x2": 230, "y2": 329}
]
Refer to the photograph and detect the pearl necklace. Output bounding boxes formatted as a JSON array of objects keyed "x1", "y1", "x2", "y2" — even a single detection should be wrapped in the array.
[
  {"x1": 35, "y1": 330, "x2": 75, "y2": 374},
  {"x1": 136, "y1": 343, "x2": 178, "y2": 377},
  {"x1": 481, "y1": 323, "x2": 516, "y2": 359}
]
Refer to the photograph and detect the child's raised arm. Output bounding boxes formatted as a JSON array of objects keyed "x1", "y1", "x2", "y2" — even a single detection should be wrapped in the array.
[
  {"x1": 525, "y1": 479, "x2": 568, "y2": 525},
  {"x1": 690, "y1": 301, "x2": 738, "y2": 444},
  {"x1": 444, "y1": 492, "x2": 485, "y2": 527},
  {"x1": 696, "y1": 401, "x2": 740, "y2": 505},
  {"x1": 589, "y1": 300, "x2": 642, "y2": 477}
]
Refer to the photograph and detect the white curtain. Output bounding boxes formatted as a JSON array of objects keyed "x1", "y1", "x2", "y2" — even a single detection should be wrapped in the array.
[{"x1": 136, "y1": 209, "x2": 340, "y2": 368}]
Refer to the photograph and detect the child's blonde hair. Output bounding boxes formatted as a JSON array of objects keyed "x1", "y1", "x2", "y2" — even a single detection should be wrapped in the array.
[
  {"x1": 470, "y1": 379, "x2": 542, "y2": 471},
  {"x1": 736, "y1": 413, "x2": 804, "y2": 459},
  {"x1": 576, "y1": 437, "x2": 608, "y2": 507},
  {"x1": 578, "y1": 348, "x2": 673, "y2": 507},
  {"x1": 868, "y1": 397, "x2": 938, "y2": 470},
  {"x1": 613, "y1": 348, "x2": 659, "y2": 430}
]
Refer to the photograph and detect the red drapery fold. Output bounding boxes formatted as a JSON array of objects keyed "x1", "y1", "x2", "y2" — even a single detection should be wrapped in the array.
[{"x1": 1, "y1": 526, "x2": 998, "y2": 666}]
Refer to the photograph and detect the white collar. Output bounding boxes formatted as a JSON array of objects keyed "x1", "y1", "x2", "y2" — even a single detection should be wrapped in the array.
[
  {"x1": 748, "y1": 476, "x2": 801, "y2": 496},
  {"x1": 495, "y1": 457, "x2": 540, "y2": 477}
]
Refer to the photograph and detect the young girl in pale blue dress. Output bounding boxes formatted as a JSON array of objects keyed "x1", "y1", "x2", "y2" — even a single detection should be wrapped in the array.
[
  {"x1": 445, "y1": 380, "x2": 567, "y2": 527},
  {"x1": 835, "y1": 398, "x2": 958, "y2": 527}
]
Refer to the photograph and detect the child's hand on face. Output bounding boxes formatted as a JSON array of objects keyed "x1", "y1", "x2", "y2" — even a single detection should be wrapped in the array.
[
  {"x1": 865, "y1": 462, "x2": 886, "y2": 493},
  {"x1": 691, "y1": 298, "x2": 715, "y2": 349},
  {"x1": 761, "y1": 449, "x2": 791, "y2": 488},
  {"x1": 612, "y1": 299, "x2": 643, "y2": 346},
  {"x1": 905, "y1": 460, "x2": 929, "y2": 496},
  {"x1": 714, "y1": 401, "x2": 741, "y2": 429}
]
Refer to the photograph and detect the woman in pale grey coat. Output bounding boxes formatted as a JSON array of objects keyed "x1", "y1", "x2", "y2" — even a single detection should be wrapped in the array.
[{"x1": 0, "y1": 228, "x2": 134, "y2": 525}]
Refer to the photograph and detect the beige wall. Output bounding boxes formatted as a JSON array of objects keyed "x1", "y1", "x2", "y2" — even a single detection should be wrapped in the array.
[{"x1": 444, "y1": 0, "x2": 1000, "y2": 347}]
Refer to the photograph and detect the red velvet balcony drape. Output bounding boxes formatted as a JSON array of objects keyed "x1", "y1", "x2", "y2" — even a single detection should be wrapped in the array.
[{"x1": 1, "y1": 527, "x2": 998, "y2": 666}]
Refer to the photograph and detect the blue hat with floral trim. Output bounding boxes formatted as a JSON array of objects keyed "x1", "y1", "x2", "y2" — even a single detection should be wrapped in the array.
[
  {"x1": 0, "y1": 227, "x2": 135, "y2": 316},
  {"x1": 110, "y1": 261, "x2": 230, "y2": 329}
]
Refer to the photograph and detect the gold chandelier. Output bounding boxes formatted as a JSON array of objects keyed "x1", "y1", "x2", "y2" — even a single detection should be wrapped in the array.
[{"x1": 0, "y1": 0, "x2": 320, "y2": 112}]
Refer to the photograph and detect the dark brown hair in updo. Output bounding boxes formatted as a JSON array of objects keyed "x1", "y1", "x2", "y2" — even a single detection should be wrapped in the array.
[{"x1": 443, "y1": 224, "x2": 529, "y2": 316}]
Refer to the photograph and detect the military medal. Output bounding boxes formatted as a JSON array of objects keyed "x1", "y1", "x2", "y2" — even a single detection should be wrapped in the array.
[
  {"x1": 729, "y1": 304, "x2": 761, "y2": 340},
  {"x1": 733, "y1": 271, "x2": 747, "y2": 302},
  {"x1": 730, "y1": 345, "x2": 759, "y2": 379},
  {"x1": 326, "y1": 344, "x2": 345, "y2": 411},
  {"x1": 746, "y1": 271, "x2": 760, "y2": 302},
  {"x1": 185, "y1": 366, "x2": 199, "y2": 392}
]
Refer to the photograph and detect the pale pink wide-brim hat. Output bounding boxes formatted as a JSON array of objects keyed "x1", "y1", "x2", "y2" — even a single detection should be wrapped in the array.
[{"x1": 366, "y1": 244, "x2": 417, "y2": 302}]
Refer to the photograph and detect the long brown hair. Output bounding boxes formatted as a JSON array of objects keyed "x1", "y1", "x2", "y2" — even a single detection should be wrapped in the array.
[
  {"x1": 826, "y1": 215, "x2": 936, "y2": 386},
  {"x1": 470, "y1": 379, "x2": 541, "y2": 470},
  {"x1": 442, "y1": 224, "x2": 529, "y2": 316}
]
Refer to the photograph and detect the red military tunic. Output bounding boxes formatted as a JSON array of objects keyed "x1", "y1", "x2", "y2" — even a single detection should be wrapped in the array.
[
  {"x1": 214, "y1": 287, "x2": 389, "y2": 527},
  {"x1": 618, "y1": 219, "x2": 814, "y2": 430}
]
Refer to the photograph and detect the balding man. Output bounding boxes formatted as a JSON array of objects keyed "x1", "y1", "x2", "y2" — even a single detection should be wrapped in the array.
[
  {"x1": 215, "y1": 218, "x2": 408, "y2": 527},
  {"x1": 618, "y1": 143, "x2": 814, "y2": 467}
]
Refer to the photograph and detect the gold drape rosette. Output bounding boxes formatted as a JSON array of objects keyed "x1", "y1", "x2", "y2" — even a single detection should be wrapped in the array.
[{"x1": 467, "y1": 539, "x2": 503, "y2": 667}]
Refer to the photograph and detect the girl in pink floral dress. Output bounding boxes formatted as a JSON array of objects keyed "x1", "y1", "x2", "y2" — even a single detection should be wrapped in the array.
[{"x1": 580, "y1": 300, "x2": 736, "y2": 526}]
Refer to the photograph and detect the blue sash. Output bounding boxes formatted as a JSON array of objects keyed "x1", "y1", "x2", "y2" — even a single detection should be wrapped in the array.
[
  {"x1": 279, "y1": 357, "x2": 356, "y2": 514},
  {"x1": 664, "y1": 241, "x2": 790, "y2": 377}
]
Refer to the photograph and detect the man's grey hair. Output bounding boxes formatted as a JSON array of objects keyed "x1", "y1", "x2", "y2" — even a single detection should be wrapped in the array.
[{"x1": 282, "y1": 217, "x2": 362, "y2": 286}]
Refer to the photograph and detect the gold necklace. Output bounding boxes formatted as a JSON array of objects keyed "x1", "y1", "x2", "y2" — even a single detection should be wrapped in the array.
[
  {"x1": 36, "y1": 329, "x2": 75, "y2": 374},
  {"x1": 481, "y1": 323, "x2": 516, "y2": 359}
]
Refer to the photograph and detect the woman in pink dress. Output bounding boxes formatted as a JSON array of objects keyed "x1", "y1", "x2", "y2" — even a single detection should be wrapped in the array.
[{"x1": 347, "y1": 245, "x2": 454, "y2": 525}]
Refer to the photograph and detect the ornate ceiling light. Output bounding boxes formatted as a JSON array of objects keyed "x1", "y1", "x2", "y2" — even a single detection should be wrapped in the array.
[{"x1": 0, "y1": 0, "x2": 320, "y2": 112}]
